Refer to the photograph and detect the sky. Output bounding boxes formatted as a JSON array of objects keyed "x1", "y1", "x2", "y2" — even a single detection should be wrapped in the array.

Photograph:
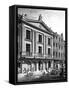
[{"x1": 18, "y1": 8, "x2": 65, "y2": 40}]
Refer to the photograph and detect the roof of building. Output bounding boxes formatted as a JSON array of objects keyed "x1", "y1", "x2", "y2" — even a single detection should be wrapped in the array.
[{"x1": 18, "y1": 14, "x2": 54, "y2": 36}]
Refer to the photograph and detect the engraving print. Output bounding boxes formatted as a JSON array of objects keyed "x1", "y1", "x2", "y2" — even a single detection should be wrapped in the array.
[{"x1": 17, "y1": 8, "x2": 65, "y2": 82}]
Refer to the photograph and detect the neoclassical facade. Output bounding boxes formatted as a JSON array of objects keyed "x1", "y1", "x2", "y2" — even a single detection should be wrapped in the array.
[{"x1": 18, "y1": 14, "x2": 65, "y2": 75}]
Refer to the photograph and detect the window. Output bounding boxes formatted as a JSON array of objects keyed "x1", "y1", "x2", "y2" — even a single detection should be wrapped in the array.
[
  {"x1": 59, "y1": 45, "x2": 60, "y2": 49},
  {"x1": 48, "y1": 48, "x2": 51, "y2": 55},
  {"x1": 26, "y1": 44, "x2": 30, "y2": 53},
  {"x1": 38, "y1": 46, "x2": 42, "y2": 54},
  {"x1": 53, "y1": 42, "x2": 55, "y2": 47},
  {"x1": 56, "y1": 52, "x2": 57, "y2": 57},
  {"x1": 48, "y1": 38, "x2": 51, "y2": 45},
  {"x1": 39, "y1": 34, "x2": 42, "y2": 43},
  {"x1": 56, "y1": 43, "x2": 58, "y2": 47},
  {"x1": 48, "y1": 61, "x2": 51, "y2": 68},
  {"x1": 61, "y1": 46, "x2": 63, "y2": 50},
  {"x1": 26, "y1": 30, "x2": 30, "y2": 40},
  {"x1": 59, "y1": 52, "x2": 60, "y2": 57},
  {"x1": 59, "y1": 38, "x2": 60, "y2": 42},
  {"x1": 53, "y1": 51, "x2": 55, "y2": 56}
]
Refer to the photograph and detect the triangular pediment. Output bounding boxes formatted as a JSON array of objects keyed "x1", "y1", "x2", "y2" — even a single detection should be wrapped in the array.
[{"x1": 25, "y1": 19, "x2": 53, "y2": 34}]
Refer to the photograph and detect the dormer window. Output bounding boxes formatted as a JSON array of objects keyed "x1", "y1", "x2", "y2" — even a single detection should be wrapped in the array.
[
  {"x1": 26, "y1": 30, "x2": 30, "y2": 40},
  {"x1": 39, "y1": 34, "x2": 42, "y2": 43}
]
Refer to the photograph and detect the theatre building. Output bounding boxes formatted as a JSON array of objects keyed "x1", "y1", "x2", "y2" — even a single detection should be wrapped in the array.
[{"x1": 17, "y1": 14, "x2": 65, "y2": 78}]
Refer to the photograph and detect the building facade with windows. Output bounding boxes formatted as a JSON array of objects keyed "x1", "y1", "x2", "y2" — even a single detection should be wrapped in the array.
[{"x1": 18, "y1": 14, "x2": 65, "y2": 76}]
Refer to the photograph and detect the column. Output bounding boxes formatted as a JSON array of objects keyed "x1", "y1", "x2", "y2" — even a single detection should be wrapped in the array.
[
  {"x1": 36, "y1": 62, "x2": 39, "y2": 71},
  {"x1": 51, "y1": 61, "x2": 54, "y2": 69},
  {"x1": 45, "y1": 62, "x2": 48, "y2": 71},
  {"x1": 32, "y1": 30, "x2": 34, "y2": 56},
  {"x1": 34, "y1": 31, "x2": 36, "y2": 56},
  {"x1": 21, "y1": 24, "x2": 24, "y2": 56},
  {"x1": 45, "y1": 36, "x2": 46, "y2": 56},
  {"x1": 43, "y1": 62, "x2": 46, "y2": 70},
  {"x1": 22, "y1": 64, "x2": 24, "y2": 73},
  {"x1": 43, "y1": 35, "x2": 46, "y2": 58},
  {"x1": 30, "y1": 30, "x2": 33, "y2": 56},
  {"x1": 51, "y1": 37, "x2": 53, "y2": 58},
  {"x1": 29, "y1": 64, "x2": 31, "y2": 71},
  {"x1": 31, "y1": 63, "x2": 35, "y2": 72}
]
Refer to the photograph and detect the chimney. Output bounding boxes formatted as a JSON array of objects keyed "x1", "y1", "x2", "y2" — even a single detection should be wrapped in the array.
[
  {"x1": 38, "y1": 14, "x2": 42, "y2": 21},
  {"x1": 24, "y1": 14, "x2": 27, "y2": 19},
  {"x1": 22, "y1": 13, "x2": 27, "y2": 19}
]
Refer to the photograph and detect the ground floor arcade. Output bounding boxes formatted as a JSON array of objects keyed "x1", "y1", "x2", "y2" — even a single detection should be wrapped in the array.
[
  {"x1": 17, "y1": 58, "x2": 65, "y2": 82},
  {"x1": 18, "y1": 58, "x2": 64, "y2": 75}
]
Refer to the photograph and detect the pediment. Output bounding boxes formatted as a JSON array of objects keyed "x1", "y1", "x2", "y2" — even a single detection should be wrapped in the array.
[{"x1": 25, "y1": 19, "x2": 53, "y2": 34}]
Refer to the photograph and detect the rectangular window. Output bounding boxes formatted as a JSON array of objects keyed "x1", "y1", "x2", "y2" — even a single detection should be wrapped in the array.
[
  {"x1": 56, "y1": 52, "x2": 57, "y2": 57},
  {"x1": 59, "y1": 38, "x2": 60, "y2": 42},
  {"x1": 53, "y1": 42, "x2": 55, "y2": 46},
  {"x1": 59, "y1": 45, "x2": 60, "y2": 49},
  {"x1": 48, "y1": 38, "x2": 51, "y2": 45},
  {"x1": 26, "y1": 30, "x2": 30, "y2": 40},
  {"x1": 38, "y1": 46, "x2": 42, "y2": 54},
  {"x1": 26, "y1": 44, "x2": 30, "y2": 53},
  {"x1": 59, "y1": 52, "x2": 60, "y2": 57},
  {"x1": 48, "y1": 48, "x2": 51, "y2": 55},
  {"x1": 48, "y1": 61, "x2": 51, "y2": 68},
  {"x1": 53, "y1": 51, "x2": 55, "y2": 56},
  {"x1": 56, "y1": 43, "x2": 57, "y2": 47},
  {"x1": 39, "y1": 34, "x2": 42, "y2": 43}
]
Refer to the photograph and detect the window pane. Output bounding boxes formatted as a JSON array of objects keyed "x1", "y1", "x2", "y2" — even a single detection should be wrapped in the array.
[
  {"x1": 48, "y1": 38, "x2": 50, "y2": 45},
  {"x1": 39, "y1": 34, "x2": 42, "y2": 43},
  {"x1": 48, "y1": 61, "x2": 51, "y2": 68},
  {"x1": 53, "y1": 51, "x2": 55, "y2": 56},
  {"x1": 26, "y1": 44, "x2": 30, "y2": 53},
  {"x1": 26, "y1": 30, "x2": 30, "y2": 39},
  {"x1": 48, "y1": 48, "x2": 50, "y2": 55},
  {"x1": 38, "y1": 46, "x2": 42, "y2": 54},
  {"x1": 56, "y1": 52, "x2": 57, "y2": 57},
  {"x1": 59, "y1": 52, "x2": 60, "y2": 57}
]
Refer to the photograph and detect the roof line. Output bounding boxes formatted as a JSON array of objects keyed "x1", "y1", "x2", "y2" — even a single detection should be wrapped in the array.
[
  {"x1": 21, "y1": 19, "x2": 54, "y2": 36},
  {"x1": 25, "y1": 18, "x2": 54, "y2": 34}
]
